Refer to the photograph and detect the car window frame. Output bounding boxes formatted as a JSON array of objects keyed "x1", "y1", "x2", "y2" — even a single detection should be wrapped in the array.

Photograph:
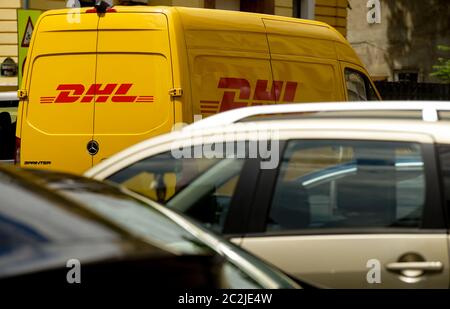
[{"x1": 246, "y1": 139, "x2": 446, "y2": 237}]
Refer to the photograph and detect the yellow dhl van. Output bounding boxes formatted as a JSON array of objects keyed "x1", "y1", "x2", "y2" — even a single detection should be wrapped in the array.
[{"x1": 15, "y1": 5, "x2": 380, "y2": 174}]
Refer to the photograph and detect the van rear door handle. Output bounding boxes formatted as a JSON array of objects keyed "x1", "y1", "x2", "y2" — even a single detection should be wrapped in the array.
[{"x1": 386, "y1": 261, "x2": 443, "y2": 272}]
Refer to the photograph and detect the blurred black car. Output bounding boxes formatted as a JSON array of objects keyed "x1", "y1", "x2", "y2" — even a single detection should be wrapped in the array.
[{"x1": 0, "y1": 166, "x2": 299, "y2": 288}]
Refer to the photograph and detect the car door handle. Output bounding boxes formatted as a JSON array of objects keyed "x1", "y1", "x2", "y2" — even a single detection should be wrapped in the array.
[{"x1": 386, "y1": 261, "x2": 443, "y2": 272}]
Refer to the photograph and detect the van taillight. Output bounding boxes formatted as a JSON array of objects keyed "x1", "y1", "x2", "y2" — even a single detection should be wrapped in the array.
[
  {"x1": 14, "y1": 137, "x2": 21, "y2": 165},
  {"x1": 86, "y1": 7, "x2": 116, "y2": 13}
]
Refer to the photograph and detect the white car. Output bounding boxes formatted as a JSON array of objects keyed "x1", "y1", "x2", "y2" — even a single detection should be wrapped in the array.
[
  {"x1": 184, "y1": 101, "x2": 450, "y2": 130},
  {"x1": 86, "y1": 102, "x2": 450, "y2": 288}
]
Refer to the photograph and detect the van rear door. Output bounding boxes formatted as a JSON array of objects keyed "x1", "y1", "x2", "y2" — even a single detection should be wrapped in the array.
[
  {"x1": 21, "y1": 12, "x2": 98, "y2": 173},
  {"x1": 92, "y1": 12, "x2": 174, "y2": 165}
]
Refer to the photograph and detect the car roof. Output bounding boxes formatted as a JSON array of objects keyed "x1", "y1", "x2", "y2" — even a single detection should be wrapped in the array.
[{"x1": 185, "y1": 101, "x2": 450, "y2": 131}]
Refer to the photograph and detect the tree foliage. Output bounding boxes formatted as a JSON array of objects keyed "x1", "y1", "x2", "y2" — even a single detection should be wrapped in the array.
[{"x1": 431, "y1": 45, "x2": 450, "y2": 83}]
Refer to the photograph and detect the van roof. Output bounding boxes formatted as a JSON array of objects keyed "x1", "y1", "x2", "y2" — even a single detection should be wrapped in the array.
[{"x1": 40, "y1": 6, "x2": 360, "y2": 65}]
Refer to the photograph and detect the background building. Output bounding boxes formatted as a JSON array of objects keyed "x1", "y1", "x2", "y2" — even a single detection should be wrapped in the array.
[
  {"x1": 1, "y1": 0, "x2": 348, "y2": 91},
  {"x1": 347, "y1": 0, "x2": 450, "y2": 82}
]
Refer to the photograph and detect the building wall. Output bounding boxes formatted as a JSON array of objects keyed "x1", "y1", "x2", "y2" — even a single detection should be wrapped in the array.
[
  {"x1": 214, "y1": 0, "x2": 239, "y2": 11},
  {"x1": 148, "y1": 0, "x2": 204, "y2": 7},
  {"x1": 347, "y1": 0, "x2": 450, "y2": 82},
  {"x1": 274, "y1": 0, "x2": 292, "y2": 17},
  {"x1": 273, "y1": 0, "x2": 347, "y2": 36},
  {"x1": 0, "y1": 0, "x2": 21, "y2": 90},
  {"x1": 315, "y1": 0, "x2": 347, "y2": 37},
  {"x1": 28, "y1": 0, "x2": 66, "y2": 10},
  {"x1": 346, "y1": 0, "x2": 389, "y2": 80}
]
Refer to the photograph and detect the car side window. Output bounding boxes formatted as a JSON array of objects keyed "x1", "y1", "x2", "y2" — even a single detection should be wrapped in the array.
[
  {"x1": 345, "y1": 68, "x2": 379, "y2": 101},
  {"x1": 167, "y1": 158, "x2": 246, "y2": 233},
  {"x1": 106, "y1": 148, "x2": 246, "y2": 232},
  {"x1": 107, "y1": 151, "x2": 219, "y2": 203},
  {"x1": 266, "y1": 140, "x2": 425, "y2": 232}
]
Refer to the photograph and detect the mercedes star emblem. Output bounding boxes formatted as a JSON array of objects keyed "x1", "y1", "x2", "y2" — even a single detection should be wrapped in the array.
[{"x1": 87, "y1": 140, "x2": 99, "y2": 155}]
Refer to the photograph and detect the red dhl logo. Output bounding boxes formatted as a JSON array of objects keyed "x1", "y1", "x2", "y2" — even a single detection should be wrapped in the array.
[
  {"x1": 200, "y1": 78, "x2": 298, "y2": 114},
  {"x1": 40, "y1": 83, "x2": 154, "y2": 104}
]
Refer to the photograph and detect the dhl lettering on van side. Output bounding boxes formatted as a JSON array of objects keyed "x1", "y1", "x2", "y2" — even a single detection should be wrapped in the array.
[
  {"x1": 200, "y1": 78, "x2": 298, "y2": 114},
  {"x1": 40, "y1": 84, "x2": 154, "y2": 104}
]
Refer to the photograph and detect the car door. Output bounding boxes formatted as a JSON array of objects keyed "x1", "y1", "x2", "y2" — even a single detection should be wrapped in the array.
[{"x1": 240, "y1": 134, "x2": 449, "y2": 288}]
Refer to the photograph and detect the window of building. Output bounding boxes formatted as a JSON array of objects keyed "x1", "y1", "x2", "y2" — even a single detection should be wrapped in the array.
[
  {"x1": 394, "y1": 70, "x2": 420, "y2": 83},
  {"x1": 293, "y1": 0, "x2": 315, "y2": 19},
  {"x1": 240, "y1": 0, "x2": 274, "y2": 14},
  {"x1": 215, "y1": 0, "x2": 240, "y2": 11}
]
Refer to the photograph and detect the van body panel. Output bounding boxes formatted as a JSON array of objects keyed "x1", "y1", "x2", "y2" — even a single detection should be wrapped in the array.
[
  {"x1": 184, "y1": 30, "x2": 269, "y2": 54},
  {"x1": 182, "y1": 13, "x2": 273, "y2": 118},
  {"x1": 189, "y1": 50, "x2": 273, "y2": 117},
  {"x1": 263, "y1": 18, "x2": 337, "y2": 60},
  {"x1": 176, "y1": 7, "x2": 267, "y2": 33},
  {"x1": 166, "y1": 9, "x2": 190, "y2": 124},
  {"x1": 270, "y1": 57, "x2": 343, "y2": 102},
  {"x1": 334, "y1": 41, "x2": 364, "y2": 67},
  {"x1": 263, "y1": 19, "x2": 343, "y2": 102},
  {"x1": 21, "y1": 12, "x2": 98, "y2": 172},
  {"x1": 17, "y1": 6, "x2": 378, "y2": 174},
  {"x1": 92, "y1": 12, "x2": 173, "y2": 165}
]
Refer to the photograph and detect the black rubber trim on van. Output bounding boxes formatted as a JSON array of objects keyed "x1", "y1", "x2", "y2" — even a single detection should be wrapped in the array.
[{"x1": 222, "y1": 158, "x2": 262, "y2": 235}]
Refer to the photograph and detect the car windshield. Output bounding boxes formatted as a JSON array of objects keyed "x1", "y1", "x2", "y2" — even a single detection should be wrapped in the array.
[
  {"x1": 0, "y1": 172, "x2": 121, "y2": 244},
  {"x1": 56, "y1": 182, "x2": 212, "y2": 256},
  {"x1": 0, "y1": 170, "x2": 129, "y2": 277}
]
